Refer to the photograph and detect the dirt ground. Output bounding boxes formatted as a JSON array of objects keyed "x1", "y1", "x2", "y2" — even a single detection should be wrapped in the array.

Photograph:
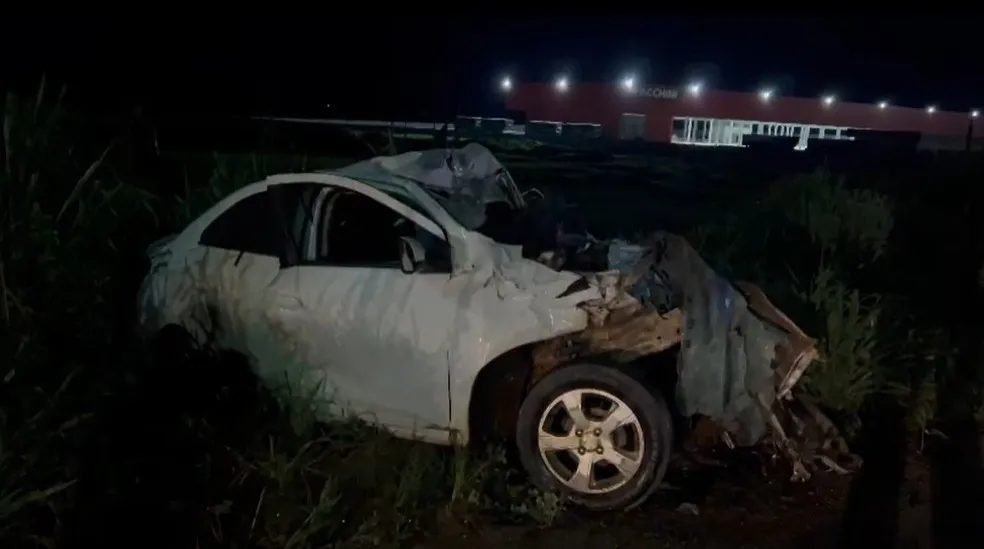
[{"x1": 418, "y1": 452, "x2": 933, "y2": 549}]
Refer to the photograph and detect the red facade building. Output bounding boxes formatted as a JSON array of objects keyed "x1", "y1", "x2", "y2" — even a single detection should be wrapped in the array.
[{"x1": 506, "y1": 83, "x2": 981, "y2": 149}]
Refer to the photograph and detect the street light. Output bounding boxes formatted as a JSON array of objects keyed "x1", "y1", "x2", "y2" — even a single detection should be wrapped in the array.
[
  {"x1": 555, "y1": 76, "x2": 569, "y2": 93},
  {"x1": 822, "y1": 95, "x2": 836, "y2": 107},
  {"x1": 971, "y1": 109, "x2": 979, "y2": 118},
  {"x1": 620, "y1": 75, "x2": 636, "y2": 92},
  {"x1": 927, "y1": 105, "x2": 937, "y2": 114},
  {"x1": 877, "y1": 101, "x2": 889, "y2": 109},
  {"x1": 500, "y1": 77, "x2": 512, "y2": 92},
  {"x1": 759, "y1": 88, "x2": 774, "y2": 102},
  {"x1": 687, "y1": 81, "x2": 703, "y2": 97}
]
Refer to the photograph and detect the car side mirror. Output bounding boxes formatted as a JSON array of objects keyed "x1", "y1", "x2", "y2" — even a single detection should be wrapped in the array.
[{"x1": 399, "y1": 236, "x2": 427, "y2": 274}]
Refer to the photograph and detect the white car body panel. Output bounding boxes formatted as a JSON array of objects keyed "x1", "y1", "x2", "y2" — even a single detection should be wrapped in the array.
[{"x1": 139, "y1": 169, "x2": 600, "y2": 446}]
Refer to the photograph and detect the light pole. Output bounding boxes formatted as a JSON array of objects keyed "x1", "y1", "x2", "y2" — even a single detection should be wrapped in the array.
[{"x1": 967, "y1": 111, "x2": 976, "y2": 152}]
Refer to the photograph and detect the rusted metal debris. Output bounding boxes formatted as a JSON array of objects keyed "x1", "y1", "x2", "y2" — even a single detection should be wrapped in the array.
[{"x1": 530, "y1": 232, "x2": 859, "y2": 480}]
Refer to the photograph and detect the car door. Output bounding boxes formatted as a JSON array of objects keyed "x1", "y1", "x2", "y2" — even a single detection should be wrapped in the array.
[
  {"x1": 194, "y1": 187, "x2": 287, "y2": 365},
  {"x1": 263, "y1": 180, "x2": 460, "y2": 443}
]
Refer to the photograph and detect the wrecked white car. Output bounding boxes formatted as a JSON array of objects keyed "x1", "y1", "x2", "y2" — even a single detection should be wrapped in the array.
[{"x1": 138, "y1": 144, "x2": 830, "y2": 511}]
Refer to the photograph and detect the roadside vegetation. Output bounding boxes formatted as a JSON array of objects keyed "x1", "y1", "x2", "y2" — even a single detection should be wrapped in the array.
[{"x1": 2, "y1": 83, "x2": 982, "y2": 548}]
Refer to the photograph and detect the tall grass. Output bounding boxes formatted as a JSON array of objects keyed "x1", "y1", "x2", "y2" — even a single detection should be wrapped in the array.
[
  {"x1": 694, "y1": 165, "x2": 982, "y2": 438},
  {"x1": 797, "y1": 266, "x2": 883, "y2": 417},
  {"x1": 691, "y1": 168, "x2": 898, "y2": 431},
  {"x1": 0, "y1": 79, "x2": 147, "y2": 544},
  {"x1": 773, "y1": 170, "x2": 894, "y2": 425}
]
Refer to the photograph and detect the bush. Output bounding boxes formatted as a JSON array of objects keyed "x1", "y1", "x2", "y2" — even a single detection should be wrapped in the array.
[
  {"x1": 776, "y1": 170, "x2": 893, "y2": 425},
  {"x1": 797, "y1": 266, "x2": 883, "y2": 419},
  {"x1": 692, "y1": 168, "x2": 895, "y2": 430},
  {"x1": 765, "y1": 168, "x2": 894, "y2": 262}
]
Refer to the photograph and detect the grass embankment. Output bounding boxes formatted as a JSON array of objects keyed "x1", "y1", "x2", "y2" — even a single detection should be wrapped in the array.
[{"x1": 2, "y1": 84, "x2": 982, "y2": 548}]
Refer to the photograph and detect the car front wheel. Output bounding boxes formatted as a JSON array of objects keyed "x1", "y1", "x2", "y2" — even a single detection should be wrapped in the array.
[{"x1": 516, "y1": 363, "x2": 673, "y2": 511}]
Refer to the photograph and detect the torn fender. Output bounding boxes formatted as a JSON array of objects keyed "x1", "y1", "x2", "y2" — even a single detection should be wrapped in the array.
[{"x1": 531, "y1": 232, "x2": 820, "y2": 447}]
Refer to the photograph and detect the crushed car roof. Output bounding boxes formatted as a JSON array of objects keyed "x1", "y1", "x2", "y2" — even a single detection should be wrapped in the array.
[{"x1": 331, "y1": 143, "x2": 523, "y2": 230}]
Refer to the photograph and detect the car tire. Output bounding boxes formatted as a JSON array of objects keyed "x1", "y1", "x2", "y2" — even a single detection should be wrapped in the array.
[{"x1": 516, "y1": 363, "x2": 673, "y2": 511}]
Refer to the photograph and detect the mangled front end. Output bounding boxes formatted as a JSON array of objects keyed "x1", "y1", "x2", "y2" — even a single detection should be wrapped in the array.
[{"x1": 531, "y1": 232, "x2": 850, "y2": 480}]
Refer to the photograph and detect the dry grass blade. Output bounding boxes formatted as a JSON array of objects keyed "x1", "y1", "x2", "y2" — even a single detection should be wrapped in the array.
[{"x1": 55, "y1": 142, "x2": 114, "y2": 225}]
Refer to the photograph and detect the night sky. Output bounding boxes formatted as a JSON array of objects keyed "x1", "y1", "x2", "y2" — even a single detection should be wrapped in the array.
[{"x1": 2, "y1": 17, "x2": 980, "y2": 120}]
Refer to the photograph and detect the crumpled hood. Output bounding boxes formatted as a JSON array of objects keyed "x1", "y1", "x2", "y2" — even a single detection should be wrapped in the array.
[
  {"x1": 476, "y1": 233, "x2": 590, "y2": 300},
  {"x1": 446, "y1": 230, "x2": 603, "y2": 358}
]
